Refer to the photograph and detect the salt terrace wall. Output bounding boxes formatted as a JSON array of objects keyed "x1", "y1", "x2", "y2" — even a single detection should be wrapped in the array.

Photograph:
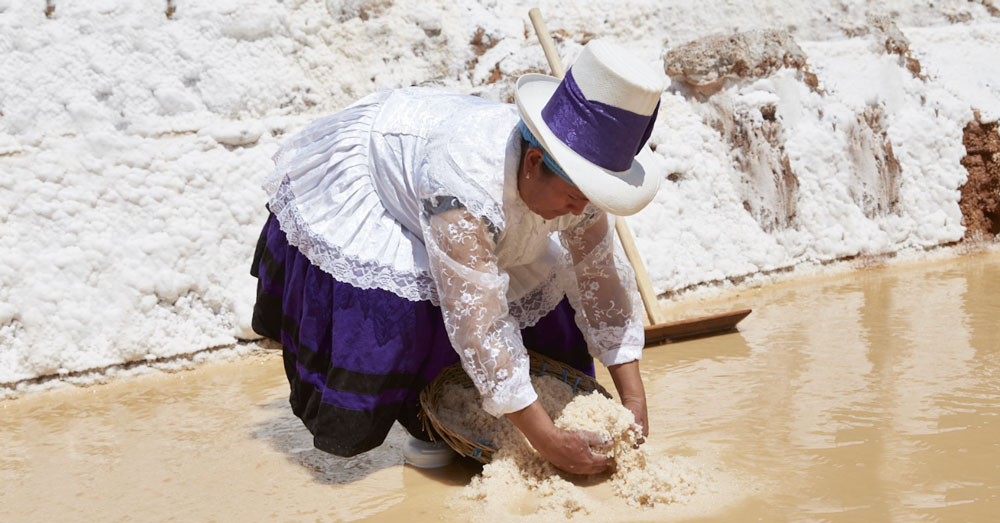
[{"x1": 1, "y1": 0, "x2": 999, "y2": 386}]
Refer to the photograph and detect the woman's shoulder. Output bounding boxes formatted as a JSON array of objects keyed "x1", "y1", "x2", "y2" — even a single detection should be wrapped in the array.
[{"x1": 410, "y1": 94, "x2": 520, "y2": 230}]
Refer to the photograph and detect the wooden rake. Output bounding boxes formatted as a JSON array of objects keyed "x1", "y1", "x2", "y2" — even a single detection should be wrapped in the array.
[{"x1": 527, "y1": 8, "x2": 751, "y2": 345}]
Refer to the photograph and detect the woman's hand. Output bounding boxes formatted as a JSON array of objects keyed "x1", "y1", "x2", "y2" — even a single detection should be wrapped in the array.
[
  {"x1": 608, "y1": 360, "x2": 649, "y2": 442},
  {"x1": 621, "y1": 393, "x2": 648, "y2": 444},
  {"x1": 506, "y1": 401, "x2": 611, "y2": 475},
  {"x1": 535, "y1": 428, "x2": 612, "y2": 475}
]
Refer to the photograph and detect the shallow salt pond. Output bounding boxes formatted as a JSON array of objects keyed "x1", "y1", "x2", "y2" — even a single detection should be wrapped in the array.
[{"x1": 2, "y1": 251, "x2": 999, "y2": 521}]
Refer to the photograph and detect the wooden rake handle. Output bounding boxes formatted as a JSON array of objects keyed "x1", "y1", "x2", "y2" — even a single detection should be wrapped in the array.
[{"x1": 527, "y1": 8, "x2": 667, "y2": 326}]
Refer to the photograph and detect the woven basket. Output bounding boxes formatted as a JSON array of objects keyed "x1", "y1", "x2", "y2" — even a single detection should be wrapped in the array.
[{"x1": 419, "y1": 350, "x2": 611, "y2": 464}]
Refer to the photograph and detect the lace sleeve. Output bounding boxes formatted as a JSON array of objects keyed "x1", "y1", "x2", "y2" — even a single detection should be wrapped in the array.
[
  {"x1": 560, "y1": 210, "x2": 645, "y2": 367},
  {"x1": 423, "y1": 205, "x2": 536, "y2": 418}
]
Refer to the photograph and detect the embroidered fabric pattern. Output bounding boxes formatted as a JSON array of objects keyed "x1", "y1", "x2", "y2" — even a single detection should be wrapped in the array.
[
  {"x1": 506, "y1": 269, "x2": 565, "y2": 328},
  {"x1": 424, "y1": 208, "x2": 537, "y2": 417},
  {"x1": 422, "y1": 195, "x2": 577, "y2": 327},
  {"x1": 269, "y1": 179, "x2": 438, "y2": 302},
  {"x1": 558, "y1": 212, "x2": 645, "y2": 366},
  {"x1": 272, "y1": 173, "x2": 580, "y2": 327}
]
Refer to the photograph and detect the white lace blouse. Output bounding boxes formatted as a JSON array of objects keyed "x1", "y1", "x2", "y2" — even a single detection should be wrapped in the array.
[{"x1": 263, "y1": 88, "x2": 644, "y2": 417}]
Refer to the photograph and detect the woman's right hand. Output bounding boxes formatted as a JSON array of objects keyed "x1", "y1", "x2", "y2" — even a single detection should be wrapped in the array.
[
  {"x1": 534, "y1": 428, "x2": 611, "y2": 475},
  {"x1": 505, "y1": 400, "x2": 611, "y2": 475}
]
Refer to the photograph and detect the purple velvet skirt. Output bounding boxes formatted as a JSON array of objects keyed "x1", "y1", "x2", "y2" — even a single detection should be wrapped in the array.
[{"x1": 250, "y1": 213, "x2": 594, "y2": 457}]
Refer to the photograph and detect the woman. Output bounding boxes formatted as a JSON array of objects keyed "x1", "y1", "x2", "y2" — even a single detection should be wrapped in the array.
[{"x1": 250, "y1": 39, "x2": 665, "y2": 474}]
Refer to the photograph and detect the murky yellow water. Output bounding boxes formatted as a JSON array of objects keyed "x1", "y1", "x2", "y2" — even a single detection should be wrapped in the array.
[{"x1": 2, "y1": 252, "x2": 999, "y2": 522}]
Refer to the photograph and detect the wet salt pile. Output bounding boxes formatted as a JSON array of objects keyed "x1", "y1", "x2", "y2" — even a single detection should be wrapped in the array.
[
  {"x1": 1, "y1": 1, "x2": 999, "y2": 391},
  {"x1": 434, "y1": 375, "x2": 703, "y2": 518}
]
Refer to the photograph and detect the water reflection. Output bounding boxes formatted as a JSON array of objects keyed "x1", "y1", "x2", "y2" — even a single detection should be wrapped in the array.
[{"x1": 639, "y1": 253, "x2": 1000, "y2": 521}]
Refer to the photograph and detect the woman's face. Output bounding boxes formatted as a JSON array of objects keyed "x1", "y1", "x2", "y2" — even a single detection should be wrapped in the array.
[{"x1": 518, "y1": 146, "x2": 590, "y2": 220}]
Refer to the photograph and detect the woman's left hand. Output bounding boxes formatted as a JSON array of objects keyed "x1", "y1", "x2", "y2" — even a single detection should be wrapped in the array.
[
  {"x1": 621, "y1": 393, "x2": 649, "y2": 442},
  {"x1": 607, "y1": 360, "x2": 649, "y2": 444}
]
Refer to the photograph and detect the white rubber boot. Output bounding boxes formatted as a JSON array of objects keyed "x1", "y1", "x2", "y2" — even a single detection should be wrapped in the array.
[{"x1": 403, "y1": 437, "x2": 455, "y2": 469}]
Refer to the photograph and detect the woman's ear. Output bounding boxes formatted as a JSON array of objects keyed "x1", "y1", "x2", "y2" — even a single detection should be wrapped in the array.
[{"x1": 523, "y1": 146, "x2": 545, "y2": 175}]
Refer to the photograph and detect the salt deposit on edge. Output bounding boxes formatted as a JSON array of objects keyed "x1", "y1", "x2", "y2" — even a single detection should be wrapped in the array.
[{"x1": 1, "y1": 0, "x2": 999, "y2": 385}]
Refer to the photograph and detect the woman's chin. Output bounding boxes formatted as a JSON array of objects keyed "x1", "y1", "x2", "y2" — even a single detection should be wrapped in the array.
[{"x1": 535, "y1": 209, "x2": 563, "y2": 220}]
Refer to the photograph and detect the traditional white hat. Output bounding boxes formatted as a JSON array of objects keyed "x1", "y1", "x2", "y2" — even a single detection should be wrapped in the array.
[{"x1": 515, "y1": 39, "x2": 666, "y2": 216}]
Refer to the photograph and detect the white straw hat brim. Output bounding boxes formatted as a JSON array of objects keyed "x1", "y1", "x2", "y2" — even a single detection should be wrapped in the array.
[{"x1": 515, "y1": 73, "x2": 661, "y2": 216}]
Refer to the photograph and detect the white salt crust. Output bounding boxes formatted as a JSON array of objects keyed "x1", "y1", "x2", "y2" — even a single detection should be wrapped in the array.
[{"x1": 2, "y1": 0, "x2": 999, "y2": 386}]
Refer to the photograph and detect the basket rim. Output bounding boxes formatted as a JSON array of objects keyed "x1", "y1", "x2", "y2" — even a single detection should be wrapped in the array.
[{"x1": 418, "y1": 350, "x2": 611, "y2": 464}]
